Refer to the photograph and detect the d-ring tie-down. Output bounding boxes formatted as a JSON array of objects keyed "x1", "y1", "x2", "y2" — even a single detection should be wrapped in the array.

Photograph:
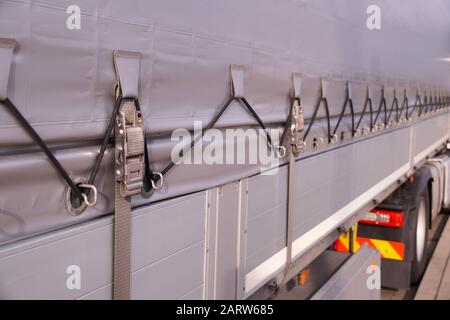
[
  {"x1": 150, "y1": 172, "x2": 164, "y2": 190},
  {"x1": 79, "y1": 184, "x2": 98, "y2": 207},
  {"x1": 65, "y1": 181, "x2": 98, "y2": 216}
]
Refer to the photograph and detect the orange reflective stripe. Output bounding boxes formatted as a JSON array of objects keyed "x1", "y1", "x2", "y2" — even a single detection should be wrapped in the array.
[
  {"x1": 334, "y1": 238, "x2": 349, "y2": 252},
  {"x1": 334, "y1": 234, "x2": 405, "y2": 261},
  {"x1": 359, "y1": 237, "x2": 404, "y2": 261},
  {"x1": 386, "y1": 240, "x2": 405, "y2": 259}
]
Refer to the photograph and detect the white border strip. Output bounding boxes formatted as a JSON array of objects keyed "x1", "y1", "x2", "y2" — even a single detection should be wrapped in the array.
[
  {"x1": 413, "y1": 135, "x2": 448, "y2": 165},
  {"x1": 244, "y1": 162, "x2": 410, "y2": 297}
]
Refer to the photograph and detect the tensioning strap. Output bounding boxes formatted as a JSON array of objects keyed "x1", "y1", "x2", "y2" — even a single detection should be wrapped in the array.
[
  {"x1": 281, "y1": 72, "x2": 304, "y2": 284},
  {"x1": 112, "y1": 50, "x2": 145, "y2": 300}
]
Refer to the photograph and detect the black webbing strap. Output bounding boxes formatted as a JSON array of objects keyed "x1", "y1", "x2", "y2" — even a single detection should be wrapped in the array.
[
  {"x1": 333, "y1": 81, "x2": 355, "y2": 137},
  {"x1": 373, "y1": 86, "x2": 387, "y2": 127}
]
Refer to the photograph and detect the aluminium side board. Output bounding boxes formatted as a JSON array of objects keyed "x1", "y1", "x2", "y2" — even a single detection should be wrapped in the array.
[{"x1": 0, "y1": 0, "x2": 450, "y2": 299}]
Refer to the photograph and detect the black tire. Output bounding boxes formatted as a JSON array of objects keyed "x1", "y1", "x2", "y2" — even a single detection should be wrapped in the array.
[{"x1": 409, "y1": 189, "x2": 429, "y2": 284}]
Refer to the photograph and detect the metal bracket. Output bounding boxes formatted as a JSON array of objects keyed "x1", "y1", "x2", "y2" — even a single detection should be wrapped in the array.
[
  {"x1": 320, "y1": 77, "x2": 328, "y2": 98},
  {"x1": 113, "y1": 50, "x2": 141, "y2": 99},
  {"x1": 347, "y1": 81, "x2": 352, "y2": 100},
  {"x1": 230, "y1": 64, "x2": 245, "y2": 98},
  {"x1": 0, "y1": 38, "x2": 16, "y2": 101},
  {"x1": 367, "y1": 84, "x2": 372, "y2": 99}
]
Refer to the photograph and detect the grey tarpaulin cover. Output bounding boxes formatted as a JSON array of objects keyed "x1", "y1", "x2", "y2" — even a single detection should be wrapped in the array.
[{"x1": 0, "y1": 0, "x2": 450, "y2": 243}]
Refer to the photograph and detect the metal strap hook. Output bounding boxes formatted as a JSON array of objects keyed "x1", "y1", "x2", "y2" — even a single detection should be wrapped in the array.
[
  {"x1": 151, "y1": 172, "x2": 164, "y2": 190},
  {"x1": 79, "y1": 184, "x2": 98, "y2": 207}
]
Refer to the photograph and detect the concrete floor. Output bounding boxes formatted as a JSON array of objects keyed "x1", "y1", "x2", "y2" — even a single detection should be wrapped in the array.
[
  {"x1": 382, "y1": 214, "x2": 450, "y2": 300},
  {"x1": 415, "y1": 215, "x2": 450, "y2": 300}
]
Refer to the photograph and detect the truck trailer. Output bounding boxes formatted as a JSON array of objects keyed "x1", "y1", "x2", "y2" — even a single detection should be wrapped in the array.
[{"x1": 0, "y1": 0, "x2": 450, "y2": 300}]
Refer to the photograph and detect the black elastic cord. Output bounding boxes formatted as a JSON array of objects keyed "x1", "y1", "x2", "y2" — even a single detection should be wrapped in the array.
[
  {"x1": 157, "y1": 96, "x2": 234, "y2": 181},
  {"x1": 373, "y1": 88, "x2": 387, "y2": 127},
  {"x1": 398, "y1": 93, "x2": 408, "y2": 120},
  {"x1": 333, "y1": 85, "x2": 355, "y2": 137},
  {"x1": 1, "y1": 95, "x2": 124, "y2": 203},
  {"x1": 386, "y1": 93, "x2": 399, "y2": 123},
  {"x1": 427, "y1": 95, "x2": 433, "y2": 113},
  {"x1": 408, "y1": 93, "x2": 422, "y2": 118},
  {"x1": 153, "y1": 94, "x2": 280, "y2": 187},
  {"x1": 421, "y1": 95, "x2": 429, "y2": 116},
  {"x1": 85, "y1": 95, "x2": 123, "y2": 191},
  {"x1": 240, "y1": 97, "x2": 276, "y2": 148},
  {"x1": 434, "y1": 95, "x2": 440, "y2": 112},
  {"x1": 1, "y1": 97, "x2": 84, "y2": 200},
  {"x1": 303, "y1": 94, "x2": 332, "y2": 142},
  {"x1": 356, "y1": 95, "x2": 373, "y2": 131}
]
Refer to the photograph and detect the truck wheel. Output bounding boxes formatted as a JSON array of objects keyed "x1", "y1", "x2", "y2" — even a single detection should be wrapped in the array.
[{"x1": 410, "y1": 190, "x2": 429, "y2": 284}]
